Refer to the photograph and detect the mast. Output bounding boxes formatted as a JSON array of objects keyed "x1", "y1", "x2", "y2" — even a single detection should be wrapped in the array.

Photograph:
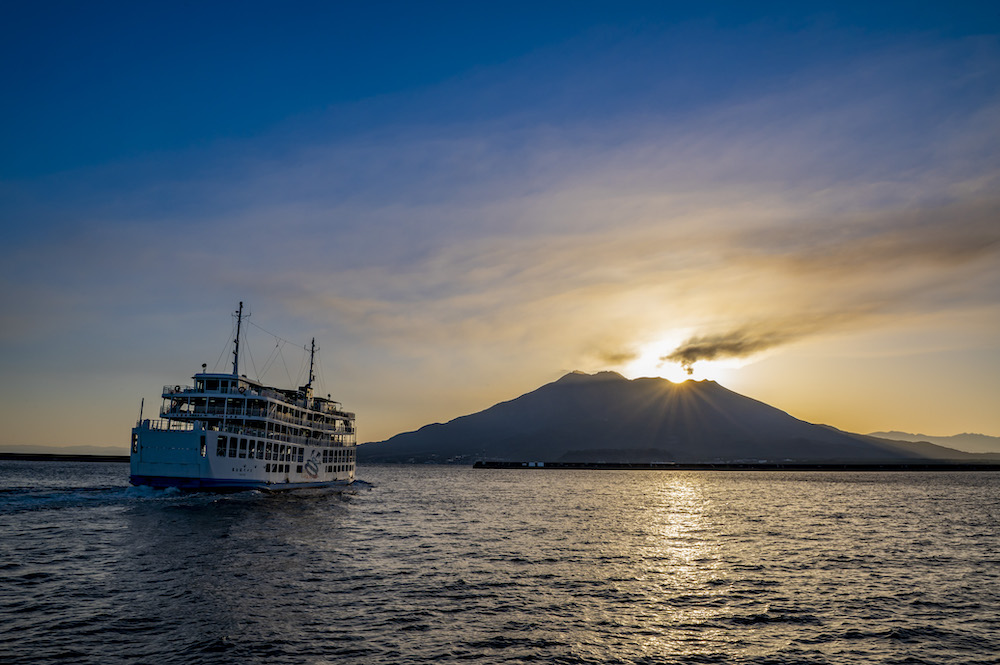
[
  {"x1": 306, "y1": 337, "x2": 316, "y2": 394},
  {"x1": 232, "y1": 301, "x2": 243, "y2": 376}
]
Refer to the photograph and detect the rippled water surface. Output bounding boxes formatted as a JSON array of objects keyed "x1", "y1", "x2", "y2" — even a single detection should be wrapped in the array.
[{"x1": 1, "y1": 461, "x2": 998, "y2": 664}]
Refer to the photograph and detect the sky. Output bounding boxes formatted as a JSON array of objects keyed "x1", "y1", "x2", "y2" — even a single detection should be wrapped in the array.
[{"x1": 2, "y1": 1, "x2": 999, "y2": 451}]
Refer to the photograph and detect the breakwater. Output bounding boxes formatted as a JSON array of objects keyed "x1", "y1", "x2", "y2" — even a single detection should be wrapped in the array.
[{"x1": 473, "y1": 460, "x2": 1000, "y2": 471}]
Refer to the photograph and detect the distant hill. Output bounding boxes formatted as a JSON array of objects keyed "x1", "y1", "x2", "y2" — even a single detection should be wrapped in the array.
[
  {"x1": 359, "y1": 371, "x2": 984, "y2": 463},
  {"x1": 0, "y1": 444, "x2": 129, "y2": 456},
  {"x1": 867, "y1": 431, "x2": 1000, "y2": 454}
]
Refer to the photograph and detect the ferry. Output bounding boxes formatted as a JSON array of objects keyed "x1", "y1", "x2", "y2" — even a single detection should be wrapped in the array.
[{"x1": 130, "y1": 303, "x2": 356, "y2": 490}]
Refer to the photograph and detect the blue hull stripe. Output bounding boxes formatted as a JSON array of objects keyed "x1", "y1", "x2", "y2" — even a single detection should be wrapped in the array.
[{"x1": 130, "y1": 475, "x2": 353, "y2": 492}]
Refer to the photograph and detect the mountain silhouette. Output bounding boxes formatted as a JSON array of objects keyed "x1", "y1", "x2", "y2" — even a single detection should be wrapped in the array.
[
  {"x1": 358, "y1": 371, "x2": 978, "y2": 463},
  {"x1": 867, "y1": 431, "x2": 1000, "y2": 454}
]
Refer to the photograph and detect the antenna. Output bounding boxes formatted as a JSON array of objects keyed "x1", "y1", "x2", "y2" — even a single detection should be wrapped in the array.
[
  {"x1": 306, "y1": 337, "x2": 316, "y2": 392},
  {"x1": 232, "y1": 301, "x2": 243, "y2": 376}
]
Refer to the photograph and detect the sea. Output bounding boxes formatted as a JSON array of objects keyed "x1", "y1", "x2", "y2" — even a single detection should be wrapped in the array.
[{"x1": 1, "y1": 462, "x2": 998, "y2": 665}]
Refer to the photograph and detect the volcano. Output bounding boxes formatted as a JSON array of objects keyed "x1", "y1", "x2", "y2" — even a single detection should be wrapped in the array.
[{"x1": 358, "y1": 371, "x2": 977, "y2": 463}]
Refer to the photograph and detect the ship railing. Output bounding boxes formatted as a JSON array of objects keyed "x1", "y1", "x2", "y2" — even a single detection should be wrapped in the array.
[
  {"x1": 267, "y1": 409, "x2": 353, "y2": 429},
  {"x1": 164, "y1": 384, "x2": 267, "y2": 398},
  {"x1": 162, "y1": 405, "x2": 353, "y2": 432},
  {"x1": 214, "y1": 425, "x2": 355, "y2": 447},
  {"x1": 162, "y1": 384, "x2": 354, "y2": 424},
  {"x1": 161, "y1": 406, "x2": 271, "y2": 419}
]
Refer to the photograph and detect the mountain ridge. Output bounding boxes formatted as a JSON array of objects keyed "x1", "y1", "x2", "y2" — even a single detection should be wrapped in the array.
[
  {"x1": 866, "y1": 431, "x2": 1000, "y2": 454},
  {"x1": 359, "y1": 372, "x2": 988, "y2": 464}
]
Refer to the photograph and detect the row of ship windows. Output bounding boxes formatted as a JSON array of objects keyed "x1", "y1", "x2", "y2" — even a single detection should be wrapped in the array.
[
  {"x1": 260, "y1": 464, "x2": 352, "y2": 474},
  {"x1": 215, "y1": 435, "x2": 355, "y2": 464},
  {"x1": 252, "y1": 463, "x2": 351, "y2": 473},
  {"x1": 184, "y1": 385, "x2": 343, "y2": 423},
  {"x1": 267, "y1": 463, "x2": 291, "y2": 473}
]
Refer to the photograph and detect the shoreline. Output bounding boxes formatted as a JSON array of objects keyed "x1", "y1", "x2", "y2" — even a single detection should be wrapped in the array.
[
  {"x1": 5, "y1": 453, "x2": 998, "y2": 471},
  {"x1": 474, "y1": 460, "x2": 1000, "y2": 471},
  {"x1": 0, "y1": 452, "x2": 129, "y2": 463}
]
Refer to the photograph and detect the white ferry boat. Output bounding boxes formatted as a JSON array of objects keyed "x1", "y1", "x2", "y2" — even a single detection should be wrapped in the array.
[{"x1": 130, "y1": 303, "x2": 356, "y2": 491}]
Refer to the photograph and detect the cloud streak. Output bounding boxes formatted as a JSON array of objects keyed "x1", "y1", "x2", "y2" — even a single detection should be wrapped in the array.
[{"x1": 659, "y1": 194, "x2": 1000, "y2": 373}]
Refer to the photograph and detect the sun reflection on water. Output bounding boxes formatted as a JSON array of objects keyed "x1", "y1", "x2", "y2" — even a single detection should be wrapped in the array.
[
  {"x1": 622, "y1": 475, "x2": 744, "y2": 658},
  {"x1": 642, "y1": 478, "x2": 716, "y2": 571}
]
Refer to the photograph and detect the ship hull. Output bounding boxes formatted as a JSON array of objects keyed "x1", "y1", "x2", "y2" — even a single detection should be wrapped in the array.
[
  {"x1": 129, "y1": 474, "x2": 353, "y2": 492},
  {"x1": 130, "y1": 423, "x2": 356, "y2": 492}
]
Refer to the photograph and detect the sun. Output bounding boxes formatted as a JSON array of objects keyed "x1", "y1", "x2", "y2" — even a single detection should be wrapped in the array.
[{"x1": 621, "y1": 338, "x2": 744, "y2": 383}]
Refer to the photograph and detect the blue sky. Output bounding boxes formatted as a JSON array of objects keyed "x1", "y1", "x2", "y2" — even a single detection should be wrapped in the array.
[{"x1": 2, "y1": 2, "x2": 999, "y2": 449}]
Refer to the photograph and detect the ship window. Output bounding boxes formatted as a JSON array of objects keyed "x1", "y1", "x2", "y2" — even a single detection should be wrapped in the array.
[
  {"x1": 239, "y1": 439, "x2": 247, "y2": 458},
  {"x1": 247, "y1": 440, "x2": 256, "y2": 458},
  {"x1": 265, "y1": 442, "x2": 272, "y2": 460},
  {"x1": 297, "y1": 465, "x2": 303, "y2": 474},
  {"x1": 297, "y1": 448, "x2": 304, "y2": 463},
  {"x1": 228, "y1": 438, "x2": 238, "y2": 458},
  {"x1": 206, "y1": 380, "x2": 218, "y2": 391},
  {"x1": 217, "y1": 436, "x2": 227, "y2": 457},
  {"x1": 265, "y1": 463, "x2": 270, "y2": 473},
  {"x1": 256, "y1": 445, "x2": 264, "y2": 460}
]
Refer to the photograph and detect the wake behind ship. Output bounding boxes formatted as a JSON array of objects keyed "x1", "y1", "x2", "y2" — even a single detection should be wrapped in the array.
[{"x1": 130, "y1": 303, "x2": 356, "y2": 490}]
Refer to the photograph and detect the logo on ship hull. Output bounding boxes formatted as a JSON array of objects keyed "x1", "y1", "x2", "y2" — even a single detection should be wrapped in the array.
[{"x1": 304, "y1": 451, "x2": 320, "y2": 478}]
